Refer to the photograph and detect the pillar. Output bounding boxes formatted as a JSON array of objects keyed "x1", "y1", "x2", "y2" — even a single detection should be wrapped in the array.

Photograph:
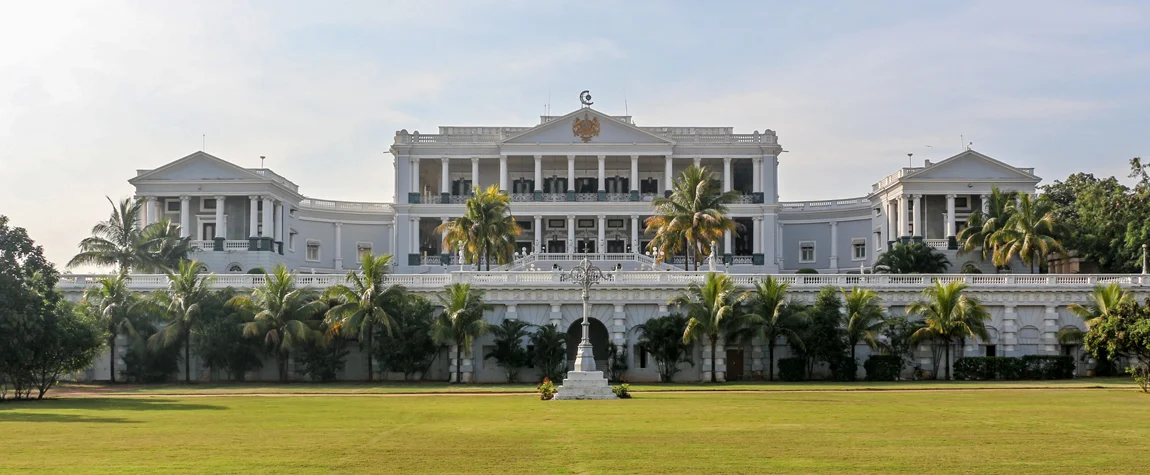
[
  {"x1": 213, "y1": 195, "x2": 226, "y2": 250},
  {"x1": 248, "y1": 195, "x2": 259, "y2": 250},
  {"x1": 752, "y1": 217, "x2": 763, "y2": 254},
  {"x1": 886, "y1": 199, "x2": 897, "y2": 248},
  {"x1": 334, "y1": 222, "x2": 344, "y2": 271},
  {"x1": 775, "y1": 221, "x2": 784, "y2": 269},
  {"x1": 897, "y1": 194, "x2": 909, "y2": 238},
  {"x1": 723, "y1": 230, "x2": 732, "y2": 258},
  {"x1": 597, "y1": 215, "x2": 606, "y2": 252},
  {"x1": 829, "y1": 221, "x2": 839, "y2": 272},
  {"x1": 945, "y1": 194, "x2": 957, "y2": 237},
  {"x1": 442, "y1": 158, "x2": 452, "y2": 201},
  {"x1": 470, "y1": 157, "x2": 479, "y2": 193},
  {"x1": 567, "y1": 215, "x2": 576, "y2": 253},
  {"x1": 498, "y1": 155, "x2": 508, "y2": 192},
  {"x1": 612, "y1": 304, "x2": 627, "y2": 348},
  {"x1": 567, "y1": 155, "x2": 576, "y2": 201},
  {"x1": 533, "y1": 215, "x2": 542, "y2": 253},
  {"x1": 1003, "y1": 305, "x2": 1018, "y2": 355},
  {"x1": 278, "y1": 198, "x2": 287, "y2": 255},
  {"x1": 752, "y1": 158, "x2": 762, "y2": 193},
  {"x1": 597, "y1": 155, "x2": 606, "y2": 200},
  {"x1": 409, "y1": 158, "x2": 420, "y2": 203},
  {"x1": 144, "y1": 197, "x2": 157, "y2": 225},
  {"x1": 664, "y1": 155, "x2": 673, "y2": 197},
  {"x1": 273, "y1": 202, "x2": 282, "y2": 243},
  {"x1": 980, "y1": 193, "x2": 990, "y2": 214},
  {"x1": 722, "y1": 157, "x2": 732, "y2": 192},
  {"x1": 261, "y1": 197, "x2": 274, "y2": 250},
  {"x1": 630, "y1": 155, "x2": 639, "y2": 200},
  {"x1": 693, "y1": 157, "x2": 701, "y2": 168},
  {"x1": 533, "y1": 155, "x2": 543, "y2": 200},
  {"x1": 549, "y1": 303, "x2": 562, "y2": 328},
  {"x1": 631, "y1": 215, "x2": 640, "y2": 254},
  {"x1": 911, "y1": 194, "x2": 922, "y2": 238},
  {"x1": 179, "y1": 196, "x2": 190, "y2": 238},
  {"x1": 410, "y1": 217, "x2": 419, "y2": 255},
  {"x1": 1043, "y1": 306, "x2": 1059, "y2": 353}
]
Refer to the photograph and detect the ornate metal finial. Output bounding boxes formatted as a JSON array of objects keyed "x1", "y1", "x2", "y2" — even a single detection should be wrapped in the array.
[
  {"x1": 579, "y1": 90, "x2": 593, "y2": 107},
  {"x1": 567, "y1": 257, "x2": 604, "y2": 297}
]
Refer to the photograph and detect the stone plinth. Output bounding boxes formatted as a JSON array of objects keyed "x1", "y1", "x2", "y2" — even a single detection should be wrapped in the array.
[{"x1": 554, "y1": 371, "x2": 617, "y2": 400}]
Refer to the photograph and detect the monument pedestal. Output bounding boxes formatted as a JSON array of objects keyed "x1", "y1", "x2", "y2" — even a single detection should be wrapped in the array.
[{"x1": 554, "y1": 371, "x2": 617, "y2": 400}]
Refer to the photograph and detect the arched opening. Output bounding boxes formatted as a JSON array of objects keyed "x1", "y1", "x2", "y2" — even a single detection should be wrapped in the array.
[{"x1": 566, "y1": 318, "x2": 610, "y2": 368}]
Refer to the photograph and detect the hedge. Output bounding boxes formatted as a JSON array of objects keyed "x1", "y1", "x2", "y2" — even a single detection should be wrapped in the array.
[
  {"x1": 863, "y1": 355, "x2": 902, "y2": 381},
  {"x1": 953, "y1": 355, "x2": 1074, "y2": 381},
  {"x1": 777, "y1": 357, "x2": 806, "y2": 381},
  {"x1": 828, "y1": 355, "x2": 857, "y2": 382}
]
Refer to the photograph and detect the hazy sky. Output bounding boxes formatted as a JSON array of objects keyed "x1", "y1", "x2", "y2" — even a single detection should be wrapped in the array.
[{"x1": 2, "y1": 0, "x2": 1148, "y2": 269}]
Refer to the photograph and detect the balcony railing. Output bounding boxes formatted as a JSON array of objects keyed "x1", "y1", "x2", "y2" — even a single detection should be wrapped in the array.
[
  {"x1": 542, "y1": 193, "x2": 567, "y2": 202},
  {"x1": 604, "y1": 193, "x2": 630, "y2": 202},
  {"x1": 511, "y1": 193, "x2": 534, "y2": 202},
  {"x1": 188, "y1": 240, "x2": 258, "y2": 251},
  {"x1": 575, "y1": 193, "x2": 597, "y2": 202}
]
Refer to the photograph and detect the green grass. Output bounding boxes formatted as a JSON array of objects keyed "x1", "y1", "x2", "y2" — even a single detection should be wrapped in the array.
[
  {"x1": 2, "y1": 388, "x2": 1149, "y2": 473},
  {"x1": 53, "y1": 377, "x2": 1137, "y2": 396}
]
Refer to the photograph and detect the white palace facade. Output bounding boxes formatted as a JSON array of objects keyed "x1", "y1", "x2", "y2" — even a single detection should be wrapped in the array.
[{"x1": 59, "y1": 103, "x2": 1149, "y2": 383}]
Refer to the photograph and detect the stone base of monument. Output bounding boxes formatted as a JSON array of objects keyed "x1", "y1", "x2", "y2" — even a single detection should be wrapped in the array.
[{"x1": 553, "y1": 371, "x2": 617, "y2": 400}]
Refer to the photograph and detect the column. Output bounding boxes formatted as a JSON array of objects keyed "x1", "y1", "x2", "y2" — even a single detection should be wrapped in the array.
[
  {"x1": 722, "y1": 157, "x2": 732, "y2": 192},
  {"x1": 498, "y1": 156, "x2": 508, "y2": 192},
  {"x1": 213, "y1": 195, "x2": 226, "y2": 251},
  {"x1": 1003, "y1": 305, "x2": 1018, "y2": 355},
  {"x1": 946, "y1": 193, "x2": 957, "y2": 244},
  {"x1": 597, "y1": 215, "x2": 606, "y2": 252},
  {"x1": 273, "y1": 201, "x2": 283, "y2": 254},
  {"x1": 567, "y1": 215, "x2": 576, "y2": 253},
  {"x1": 763, "y1": 214, "x2": 778, "y2": 271},
  {"x1": 440, "y1": 217, "x2": 451, "y2": 262},
  {"x1": 1043, "y1": 306, "x2": 1059, "y2": 353},
  {"x1": 248, "y1": 195, "x2": 259, "y2": 250},
  {"x1": 693, "y1": 157, "x2": 701, "y2": 168},
  {"x1": 886, "y1": 200, "x2": 897, "y2": 248},
  {"x1": 442, "y1": 158, "x2": 451, "y2": 201},
  {"x1": 179, "y1": 196, "x2": 191, "y2": 238},
  {"x1": 278, "y1": 198, "x2": 287, "y2": 255},
  {"x1": 775, "y1": 221, "x2": 784, "y2": 269},
  {"x1": 752, "y1": 217, "x2": 763, "y2": 254},
  {"x1": 612, "y1": 304, "x2": 627, "y2": 350},
  {"x1": 261, "y1": 197, "x2": 274, "y2": 250},
  {"x1": 334, "y1": 222, "x2": 344, "y2": 271},
  {"x1": 980, "y1": 193, "x2": 990, "y2": 214},
  {"x1": 145, "y1": 197, "x2": 158, "y2": 225},
  {"x1": 533, "y1": 215, "x2": 542, "y2": 253},
  {"x1": 723, "y1": 229, "x2": 732, "y2": 262},
  {"x1": 631, "y1": 215, "x2": 640, "y2": 254},
  {"x1": 533, "y1": 155, "x2": 543, "y2": 200},
  {"x1": 549, "y1": 303, "x2": 563, "y2": 328},
  {"x1": 829, "y1": 221, "x2": 839, "y2": 272},
  {"x1": 597, "y1": 155, "x2": 606, "y2": 199},
  {"x1": 911, "y1": 194, "x2": 922, "y2": 237},
  {"x1": 630, "y1": 155, "x2": 639, "y2": 199},
  {"x1": 897, "y1": 195, "x2": 909, "y2": 238},
  {"x1": 567, "y1": 154, "x2": 576, "y2": 201},
  {"x1": 410, "y1": 217, "x2": 419, "y2": 255},
  {"x1": 409, "y1": 158, "x2": 420, "y2": 203},
  {"x1": 470, "y1": 158, "x2": 479, "y2": 193},
  {"x1": 752, "y1": 158, "x2": 762, "y2": 193},
  {"x1": 664, "y1": 155, "x2": 673, "y2": 197}
]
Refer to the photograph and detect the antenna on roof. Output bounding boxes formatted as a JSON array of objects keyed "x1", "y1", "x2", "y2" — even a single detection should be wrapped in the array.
[
  {"x1": 907, "y1": 153, "x2": 913, "y2": 167},
  {"x1": 547, "y1": 88, "x2": 551, "y2": 116},
  {"x1": 260, "y1": 156, "x2": 266, "y2": 168},
  {"x1": 960, "y1": 134, "x2": 964, "y2": 151},
  {"x1": 624, "y1": 88, "x2": 629, "y2": 117},
  {"x1": 202, "y1": 134, "x2": 205, "y2": 151}
]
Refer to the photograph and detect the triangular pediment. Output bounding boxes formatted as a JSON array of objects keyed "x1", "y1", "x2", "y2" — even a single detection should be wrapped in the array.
[
  {"x1": 130, "y1": 151, "x2": 264, "y2": 183},
  {"x1": 903, "y1": 150, "x2": 1039, "y2": 182},
  {"x1": 502, "y1": 108, "x2": 674, "y2": 145}
]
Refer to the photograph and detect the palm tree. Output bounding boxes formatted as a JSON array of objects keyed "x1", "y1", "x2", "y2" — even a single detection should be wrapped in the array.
[
  {"x1": 739, "y1": 277, "x2": 805, "y2": 381},
  {"x1": 436, "y1": 185, "x2": 522, "y2": 271},
  {"x1": 530, "y1": 324, "x2": 568, "y2": 382},
  {"x1": 1067, "y1": 283, "x2": 1130, "y2": 375},
  {"x1": 957, "y1": 185, "x2": 1017, "y2": 263},
  {"x1": 907, "y1": 281, "x2": 991, "y2": 380},
  {"x1": 81, "y1": 272, "x2": 145, "y2": 382},
  {"x1": 675, "y1": 272, "x2": 748, "y2": 382},
  {"x1": 322, "y1": 254, "x2": 404, "y2": 381},
  {"x1": 634, "y1": 314, "x2": 694, "y2": 383},
  {"x1": 137, "y1": 218, "x2": 194, "y2": 273},
  {"x1": 644, "y1": 165, "x2": 741, "y2": 270},
  {"x1": 149, "y1": 260, "x2": 215, "y2": 383},
  {"x1": 841, "y1": 287, "x2": 886, "y2": 363},
  {"x1": 431, "y1": 283, "x2": 492, "y2": 383},
  {"x1": 68, "y1": 197, "x2": 148, "y2": 272},
  {"x1": 991, "y1": 193, "x2": 1064, "y2": 273},
  {"x1": 485, "y1": 319, "x2": 532, "y2": 383},
  {"x1": 229, "y1": 264, "x2": 328, "y2": 382},
  {"x1": 873, "y1": 242, "x2": 951, "y2": 274}
]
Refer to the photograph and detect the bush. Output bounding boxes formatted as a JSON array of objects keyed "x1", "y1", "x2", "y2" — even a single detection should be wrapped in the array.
[
  {"x1": 537, "y1": 377, "x2": 557, "y2": 400},
  {"x1": 795, "y1": 268, "x2": 819, "y2": 275},
  {"x1": 121, "y1": 339, "x2": 181, "y2": 383},
  {"x1": 612, "y1": 383, "x2": 632, "y2": 399},
  {"x1": 863, "y1": 355, "x2": 902, "y2": 381},
  {"x1": 295, "y1": 340, "x2": 350, "y2": 382},
  {"x1": 828, "y1": 355, "x2": 857, "y2": 381},
  {"x1": 777, "y1": 357, "x2": 806, "y2": 382},
  {"x1": 953, "y1": 356, "x2": 1073, "y2": 381}
]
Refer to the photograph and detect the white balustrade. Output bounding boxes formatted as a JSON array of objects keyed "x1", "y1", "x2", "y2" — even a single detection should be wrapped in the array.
[
  {"x1": 224, "y1": 240, "x2": 250, "y2": 250},
  {"x1": 190, "y1": 240, "x2": 214, "y2": 250}
]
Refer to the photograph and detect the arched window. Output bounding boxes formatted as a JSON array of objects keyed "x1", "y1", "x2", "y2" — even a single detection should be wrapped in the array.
[{"x1": 227, "y1": 264, "x2": 243, "y2": 273}]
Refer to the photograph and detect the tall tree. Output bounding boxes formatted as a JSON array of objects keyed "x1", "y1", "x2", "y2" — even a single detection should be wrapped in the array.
[
  {"x1": 229, "y1": 265, "x2": 328, "y2": 382},
  {"x1": 873, "y1": 242, "x2": 950, "y2": 274},
  {"x1": 644, "y1": 165, "x2": 741, "y2": 270},
  {"x1": 436, "y1": 185, "x2": 522, "y2": 271},
  {"x1": 485, "y1": 319, "x2": 532, "y2": 383},
  {"x1": 323, "y1": 254, "x2": 403, "y2": 381},
  {"x1": 137, "y1": 218, "x2": 194, "y2": 273},
  {"x1": 149, "y1": 260, "x2": 215, "y2": 383},
  {"x1": 991, "y1": 193, "x2": 1065, "y2": 273},
  {"x1": 907, "y1": 281, "x2": 991, "y2": 380},
  {"x1": 738, "y1": 277, "x2": 805, "y2": 381},
  {"x1": 957, "y1": 185, "x2": 1017, "y2": 264},
  {"x1": 68, "y1": 197, "x2": 191, "y2": 273},
  {"x1": 798, "y1": 286, "x2": 849, "y2": 379},
  {"x1": 1065, "y1": 283, "x2": 1130, "y2": 375},
  {"x1": 634, "y1": 314, "x2": 694, "y2": 383},
  {"x1": 675, "y1": 272, "x2": 748, "y2": 382},
  {"x1": 1040, "y1": 173, "x2": 1132, "y2": 272},
  {"x1": 841, "y1": 287, "x2": 886, "y2": 363},
  {"x1": 1082, "y1": 297, "x2": 1150, "y2": 390},
  {"x1": 530, "y1": 324, "x2": 568, "y2": 382},
  {"x1": 375, "y1": 294, "x2": 439, "y2": 381},
  {"x1": 431, "y1": 283, "x2": 492, "y2": 383},
  {"x1": 80, "y1": 272, "x2": 145, "y2": 382}
]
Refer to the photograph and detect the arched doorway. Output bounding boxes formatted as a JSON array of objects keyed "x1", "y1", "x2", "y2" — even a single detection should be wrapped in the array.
[{"x1": 566, "y1": 318, "x2": 610, "y2": 369}]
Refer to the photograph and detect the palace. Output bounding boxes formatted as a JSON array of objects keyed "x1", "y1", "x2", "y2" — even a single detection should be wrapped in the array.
[{"x1": 61, "y1": 101, "x2": 1141, "y2": 383}]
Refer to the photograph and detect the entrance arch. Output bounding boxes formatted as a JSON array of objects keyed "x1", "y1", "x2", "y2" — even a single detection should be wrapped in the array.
[{"x1": 566, "y1": 318, "x2": 610, "y2": 367}]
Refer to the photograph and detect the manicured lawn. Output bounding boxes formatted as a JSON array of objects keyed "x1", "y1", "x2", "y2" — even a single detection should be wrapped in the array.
[{"x1": 2, "y1": 388, "x2": 1148, "y2": 473}]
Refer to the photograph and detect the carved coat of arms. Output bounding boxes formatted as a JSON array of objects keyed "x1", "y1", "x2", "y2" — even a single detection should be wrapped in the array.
[{"x1": 572, "y1": 113, "x2": 600, "y2": 142}]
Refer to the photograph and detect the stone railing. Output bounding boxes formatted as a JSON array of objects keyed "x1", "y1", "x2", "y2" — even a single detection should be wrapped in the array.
[
  {"x1": 778, "y1": 197, "x2": 869, "y2": 211},
  {"x1": 299, "y1": 198, "x2": 391, "y2": 213},
  {"x1": 924, "y1": 239, "x2": 949, "y2": 250},
  {"x1": 542, "y1": 193, "x2": 566, "y2": 202},
  {"x1": 252, "y1": 169, "x2": 300, "y2": 192},
  {"x1": 731, "y1": 255, "x2": 754, "y2": 265},
  {"x1": 190, "y1": 240, "x2": 214, "y2": 250},
  {"x1": 449, "y1": 195, "x2": 469, "y2": 204},
  {"x1": 604, "y1": 193, "x2": 630, "y2": 202},
  {"x1": 575, "y1": 193, "x2": 597, "y2": 202},
  {"x1": 224, "y1": 240, "x2": 250, "y2": 250},
  {"x1": 732, "y1": 194, "x2": 757, "y2": 204},
  {"x1": 511, "y1": 193, "x2": 534, "y2": 202},
  {"x1": 872, "y1": 168, "x2": 921, "y2": 192},
  {"x1": 58, "y1": 272, "x2": 1150, "y2": 293},
  {"x1": 421, "y1": 255, "x2": 441, "y2": 266}
]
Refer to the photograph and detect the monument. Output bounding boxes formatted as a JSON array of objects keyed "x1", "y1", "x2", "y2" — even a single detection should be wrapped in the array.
[{"x1": 553, "y1": 258, "x2": 617, "y2": 400}]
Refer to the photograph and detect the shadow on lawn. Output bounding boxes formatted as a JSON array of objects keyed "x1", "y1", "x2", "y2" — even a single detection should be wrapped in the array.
[{"x1": 0, "y1": 398, "x2": 227, "y2": 424}]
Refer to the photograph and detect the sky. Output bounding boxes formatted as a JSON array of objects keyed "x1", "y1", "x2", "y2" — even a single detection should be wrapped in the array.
[{"x1": 2, "y1": 0, "x2": 1148, "y2": 269}]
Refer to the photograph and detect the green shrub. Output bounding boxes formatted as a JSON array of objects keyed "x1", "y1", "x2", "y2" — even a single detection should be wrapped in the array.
[
  {"x1": 1022, "y1": 355, "x2": 1075, "y2": 380},
  {"x1": 537, "y1": 377, "x2": 557, "y2": 400},
  {"x1": 828, "y1": 355, "x2": 857, "y2": 381},
  {"x1": 612, "y1": 383, "x2": 632, "y2": 399},
  {"x1": 954, "y1": 356, "x2": 1073, "y2": 380},
  {"x1": 295, "y1": 340, "x2": 349, "y2": 382},
  {"x1": 795, "y1": 268, "x2": 819, "y2": 275},
  {"x1": 863, "y1": 355, "x2": 902, "y2": 381},
  {"x1": 777, "y1": 357, "x2": 806, "y2": 381},
  {"x1": 121, "y1": 340, "x2": 181, "y2": 383}
]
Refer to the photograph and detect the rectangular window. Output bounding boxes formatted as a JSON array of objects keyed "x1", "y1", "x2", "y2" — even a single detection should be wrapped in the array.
[
  {"x1": 518, "y1": 219, "x2": 532, "y2": 231},
  {"x1": 985, "y1": 345, "x2": 997, "y2": 357},
  {"x1": 547, "y1": 219, "x2": 566, "y2": 229},
  {"x1": 852, "y1": 239, "x2": 867, "y2": 261},
  {"x1": 799, "y1": 241, "x2": 815, "y2": 263},
  {"x1": 636, "y1": 344, "x2": 648, "y2": 369},
  {"x1": 955, "y1": 196, "x2": 970, "y2": 209},
  {"x1": 166, "y1": 200, "x2": 181, "y2": 213},
  {"x1": 607, "y1": 219, "x2": 624, "y2": 229},
  {"x1": 306, "y1": 240, "x2": 320, "y2": 262},
  {"x1": 577, "y1": 219, "x2": 595, "y2": 229},
  {"x1": 202, "y1": 198, "x2": 217, "y2": 211},
  {"x1": 357, "y1": 242, "x2": 373, "y2": 263},
  {"x1": 289, "y1": 232, "x2": 296, "y2": 252}
]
